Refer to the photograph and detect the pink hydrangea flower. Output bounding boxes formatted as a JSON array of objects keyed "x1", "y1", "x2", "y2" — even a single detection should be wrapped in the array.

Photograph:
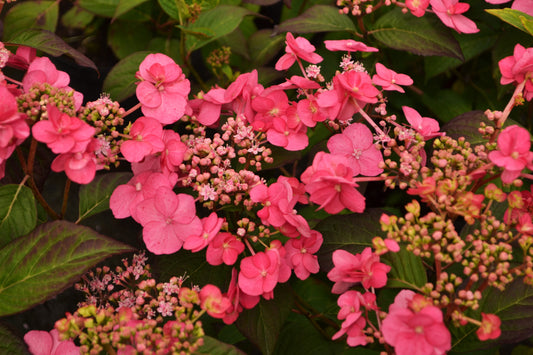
[
  {"x1": 51, "y1": 149, "x2": 97, "y2": 185},
  {"x1": 381, "y1": 290, "x2": 451, "y2": 355},
  {"x1": 159, "y1": 129, "x2": 187, "y2": 177},
  {"x1": 136, "y1": 53, "x2": 190, "y2": 124},
  {"x1": 24, "y1": 329, "x2": 79, "y2": 355},
  {"x1": 284, "y1": 231, "x2": 323, "y2": 280},
  {"x1": 189, "y1": 87, "x2": 228, "y2": 126},
  {"x1": 499, "y1": 44, "x2": 533, "y2": 101},
  {"x1": 324, "y1": 39, "x2": 378, "y2": 53},
  {"x1": 206, "y1": 232, "x2": 245, "y2": 266},
  {"x1": 199, "y1": 284, "x2": 232, "y2": 319},
  {"x1": 488, "y1": 125, "x2": 533, "y2": 183},
  {"x1": 6, "y1": 45, "x2": 36, "y2": 70},
  {"x1": 402, "y1": 106, "x2": 443, "y2": 140},
  {"x1": 120, "y1": 116, "x2": 164, "y2": 163},
  {"x1": 332, "y1": 291, "x2": 376, "y2": 347},
  {"x1": 327, "y1": 248, "x2": 391, "y2": 294},
  {"x1": 327, "y1": 123, "x2": 384, "y2": 177},
  {"x1": 476, "y1": 313, "x2": 502, "y2": 341},
  {"x1": 135, "y1": 186, "x2": 202, "y2": 254},
  {"x1": 32, "y1": 104, "x2": 95, "y2": 154},
  {"x1": 238, "y1": 250, "x2": 281, "y2": 296},
  {"x1": 372, "y1": 63, "x2": 414, "y2": 93},
  {"x1": 225, "y1": 70, "x2": 264, "y2": 122},
  {"x1": 430, "y1": 0, "x2": 479, "y2": 34},
  {"x1": 275, "y1": 32, "x2": 323, "y2": 71},
  {"x1": 183, "y1": 212, "x2": 224, "y2": 252},
  {"x1": 406, "y1": 0, "x2": 430, "y2": 17},
  {"x1": 300, "y1": 152, "x2": 366, "y2": 214}
]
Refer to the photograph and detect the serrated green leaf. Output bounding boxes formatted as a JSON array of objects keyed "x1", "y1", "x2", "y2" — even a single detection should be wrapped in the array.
[
  {"x1": 0, "y1": 220, "x2": 133, "y2": 317},
  {"x1": 249, "y1": 30, "x2": 285, "y2": 66},
  {"x1": 113, "y1": 0, "x2": 150, "y2": 19},
  {"x1": 78, "y1": 172, "x2": 132, "y2": 222},
  {"x1": 486, "y1": 8, "x2": 533, "y2": 35},
  {"x1": 315, "y1": 209, "x2": 385, "y2": 271},
  {"x1": 0, "y1": 323, "x2": 27, "y2": 355},
  {"x1": 371, "y1": 8, "x2": 463, "y2": 60},
  {"x1": 184, "y1": 5, "x2": 256, "y2": 53},
  {"x1": 79, "y1": 0, "x2": 120, "y2": 17},
  {"x1": 383, "y1": 247, "x2": 427, "y2": 289},
  {"x1": 275, "y1": 5, "x2": 356, "y2": 34},
  {"x1": 5, "y1": 29, "x2": 97, "y2": 72},
  {"x1": 236, "y1": 283, "x2": 293, "y2": 355},
  {"x1": 0, "y1": 184, "x2": 36, "y2": 249},
  {"x1": 103, "y1": 51, "x2": 151, "y2": 102},
  {"x1": 3, "y1": 1, "x2": 58, "y2": 40},
  {"x1": 195, "y1": 336, "x2": 247, "y2": 355},
  {"x1": 108, "y1": 20, "x2": 152, "y2": 59},
  {"x1": 61, "y1": 5, "x2": 95, "y2": 29}
]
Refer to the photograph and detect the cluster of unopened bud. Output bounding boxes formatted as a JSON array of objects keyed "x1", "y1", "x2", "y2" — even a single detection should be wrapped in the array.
[{"x1": 17, "y1": 82, "x2": 76, "y2": 121}]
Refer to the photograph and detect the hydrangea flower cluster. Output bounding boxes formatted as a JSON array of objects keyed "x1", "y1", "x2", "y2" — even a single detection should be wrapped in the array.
[{"x1": 55, "y1": 253, "x2": 228, "y2": 354}]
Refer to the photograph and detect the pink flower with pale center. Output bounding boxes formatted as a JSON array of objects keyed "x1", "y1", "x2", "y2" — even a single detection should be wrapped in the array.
[
  {"x1": 476, "y1": 313, "x2": 502, "y2": 341},
  {"x1": 402, "y1": 106, "x2": 443, "y2": 140},
  {"x1": 300, "y1": 152, "x2": 366, "y2": 214},
  {"x1": 135, "y1": 186, "x2": 202, "y2": 254},
  {"x1": 372, "y1": 63, "x2": 414, "y2": 93},
  {"x1": 275, "y1": 32, "x2": 323, "y2": 71},
  {"x1": 32, "y1": 104, "x2": 95, "y2": 154},
  {"x1": 238, "y1": 250, "x2": 281, "y2": 296},
  {"x1": 499, "y1": 44, "x2": 533, "y2": 101},
  {"x1": 327, "y1": 123, "x2": 384, "y2": 177},
  {"x1": 120, "y1": 116, "x2": 164, "y2": 163},
  {"x1": 206, "y1": 232, "x2": 245, "y2": 266},
  {"x1": 331, "y1": 291, "x2": 376, "y2": 347},
  {"x1": 51, "y1": 149, "x2": 97, "y2": 185},
  {"x1": 324, "y1": 39, "x2": 378, "y2": 53},
  {"x1": 406, "y1": 0, "x2": 430, "y2": 17},
  {"x1": 183, "y1": 212, "x2": 224, "y2": 252},
  {"x1": 430, "y1": 0, "x2": 479, "y2": 34},
  {"x1": 284, "y1": 231, "x2": 323, "y2": 280},
  {"x1": 488, "y1": 125, "x2": 533, "y2": 183},
  {"x1": 24, "y1": 329, "x2": 79, "y2": 355},
  {"x1": 0, "y1": 85, "x2": 29, "y2": 172},
  {"x1": 199, "y1": 284, "x2": 232, "y2": 319},
  {"x1": 136, "y1": 53, "x2": 190, "y2": 124},
  {"x1": 382, "y1": 290, "x2": 451, "y2": 355},
  {"x1": 327, "y1": 248, "x2": 391, "y2": 294}
]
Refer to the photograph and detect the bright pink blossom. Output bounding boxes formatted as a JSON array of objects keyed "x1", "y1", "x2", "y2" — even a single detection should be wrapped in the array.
[
  {"x1": 135, "y1": 187, "x2": 202, "y2": 254},
  {"x1": 476, "y1": 313, "x2": 502, "y2": 341},
  {"x1": 327, "y1": 248, "x2": 391, "y2": 294},
  {"x1": 332, "y1": 291, "x2": 377, "y2": 347},
  {"x1": 275, "y1": 32, "x2": 323, "y2": 71},
  {"x1": 32, "y1": 104, "x2": 95, "y2": 154},
  {"x1": 406, "y1": 0, "x2": 430, "y2": 17},
  {"x1": 206, "y1": 232, "x2": 245, "y2": 266},
  {"x1": 183, "y1": 212, "x2": 224, "y2": 252},
  {"x1": 51, "y1": 150, "x2": 97, "y2": 184},
  {"x1": 136, "y1": 53, "x2": 190, "y2": 124},
  {"x1": 327, "y1": 123, "x2": 384, "y2": 176},
  {"x1": 24, "y1": 329, "x2": 79, "y2": 355},
  {"x1": 499, "y1": 44, "x2": 533, "y2": 101},
  {"x1": 238, "y1": 250, "x2": 280, "y2": 296},
  {"x1": 382, "y1": 290, "x2": 451, "y2": 355},
  {"x1": 488, "y1": 125, "x2": 533, "y2": 183},
  {"x1": 120, "y1": 117, "x2": 164, "y2": 163},
  {"x1": 109, "y1": 171, "x2": 173, "y2": 221},
  {"x1": 199, "y1": 284, "x2": 231, "y2": 319},
  {"x1": 372, "y1": 63, "x2": 414, "y2": 93},
  {"x1": 402, "y1": 106, "x2": 443, "y2": 140},
  {"x1": 430, "y1": 0, "x2": 479, "y2": 34},
  {"x1": 189, "y1": 87, "x2": 228, "y2": 126},
  {"x1": 6, "y1": 45, "x2": 36, "y2": 70},
  {"x1": 159, "y1": 129, "x2": 187, "y2": 177},
  {"x1": 324, "y1": 39, "x2": 378, "y2": 53},
  {"x1": 284, "y1": 231, "x2": 323, "y2": 280},
  {"x1": 225, "y1": 70, "x2": 264, "y2": 121},
  {"x1": 266, "y1": 106, "x2": 309, "y2": 151},
  {"x1": 301, "y1": 152, "x2": 366, "y2": 214}
]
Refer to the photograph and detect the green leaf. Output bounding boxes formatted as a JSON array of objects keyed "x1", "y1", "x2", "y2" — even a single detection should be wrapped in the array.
[
  {"x1": 184, "y1": 5, "x2": 256, "y2": 54},
  {"x1": 61, "y1": 5, "x2": 95, "y2": 29},
  {"x1": 3, "y1": 1, "x2": 58, "y2": 40},
  {"x1": 0, "y1": 184, "x2": 36, "y2": 249},
  {"x1": 383, "y1": 247, "x2": 427, "y2": 289},
  {"x1": 103, "y1": 51, "x2": 151, "y2": 102},
  {"x1": 0, "y1": 221, "x2": 133, "y2": 317},
  {"x1": 78, "y1": 0, "x2": 120, "y2": 17},
  {"x1": 371, "y1": 8, "x2": 463, "y2": 60},
  {"x1": 78, "y1": 172, "x2": 132, "y2": 222},
  {"x1": 108, "y1": 20, "x2": 152, "y2": 59},
  {"x1": 0, "y1": 323, "x2": 27, "y2": 355},
  {"x1": 451, "y1": 278, "x2": 533, "y2": 352},
  {"x1": 195, "y1": 336, "x2": 247, "y2": 355},
  {"x1": 158, "y1": 0, "x2": 186, "y2": 20},
  {"x1": 249, "y1": 30, "x2": 285, "y2": 66},
  {"x1": 5, "y1": 29, "x2": 98, "y2": 72},
  {"x1": 113, "y1": 0, "x2": 150, "y2": 19},
  {"x1": 236, "y1": 283, "x2": 293, "y2": 355},
  {"x1": 486, "y1": 8, "x2": 533, "y2": 36},
  {"x1": 315, "y1": 209, "x2": 385, "y2": 271},
  {"x1": 420, "y1": 89, "x2": 472, "y2": 123},
  {"x1": 441, "y1": 111, "x2": 492, "y2": 145},
  {"x1": 275, "y1": 5, "x2": 356, "y2": 34}
]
